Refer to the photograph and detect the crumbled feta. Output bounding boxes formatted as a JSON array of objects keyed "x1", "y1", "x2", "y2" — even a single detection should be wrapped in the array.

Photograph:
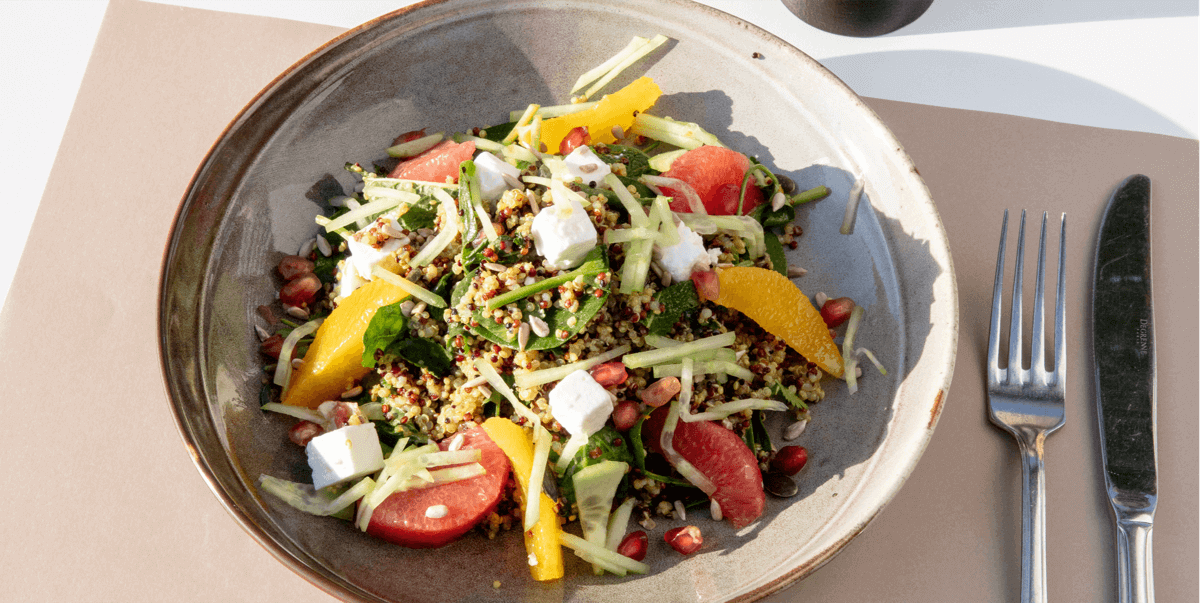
[
  {"x1": 530, "y1": 194, "x2": 598, "y2": 269},
  {"x1": 346, "y1": 234, "x2": 402, "y2": 280},
  {"x1": 306, "y1": 423, "x2": 385, "y2": 490},
  {"x1": 338, "y1": 265, "x2": 366, "y2": 300},
  {"x1": 548, "y1": 370, "x2": 613, "y2": 436},
  {"x1": 654, "y1": 221, "x2": 713, "y2": 282},
  {"x1": 474, "y1": 151, "x2": 522, "y2": 201},
  {"x1": 562, "y1": 145, "x2": 611, "y2": 187}
]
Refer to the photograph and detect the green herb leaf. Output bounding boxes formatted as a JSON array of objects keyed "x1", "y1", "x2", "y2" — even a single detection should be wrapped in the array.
[
  {"x1": 645, "y1": 280, "x2": 700, "y2": 336},
  {"x1": 361, "y1": 302, "x2": 409, "y2": 369},
  {"x1": 386, "y1": 337, "x2": 454, "y2": 378},
  {"x1": 592, "y1": 143, "x2": 655, "y2": 178},
  {"x1": 395, "y1": 198, "x2": 439, "y2": 231},
  {"x1": 764, "y1": 230, "x2": 788, "y2": 277},
  {"x1": 772, "y1": 382, "x2": 808, "y2": 411}
]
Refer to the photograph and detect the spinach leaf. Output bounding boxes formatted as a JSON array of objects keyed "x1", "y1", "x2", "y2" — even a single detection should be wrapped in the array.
[
  {"x1": 388, "y1": 337, "x2": 454, "y2": 378},
  {"x1": 556, "y1": 426, "x2": 635, "y2": 506},
  {"x1": 395, "y1": 197, "x2": 438, "y2": 231},
  {"x1": 645, "y1": 280, "x2": 700, "y2": 336},
  {"x1": 480, "y1": 121, "x2": 517, "y2": 143},
  {"x1": 362, "y1": 302, "x2": 409, "y2": 369},
  {"x1": 361, "y1": 300, "x2": 453, "y2": 377},
  {"x1": 592, "y1": 143, "x2": 655, "y2": 178},
  {"x1": 764, "y1": 230, "x2": 788, "y2": 277}
]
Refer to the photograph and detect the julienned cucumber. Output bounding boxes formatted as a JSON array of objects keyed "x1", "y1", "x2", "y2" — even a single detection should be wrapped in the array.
[{"x1": 572, "y1": 460, "x2": 629, "y2": 575}]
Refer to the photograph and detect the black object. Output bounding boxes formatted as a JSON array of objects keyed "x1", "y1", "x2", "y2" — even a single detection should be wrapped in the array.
[{"x1": 781, "y1": 0, "x2": 935, "y2": 37}]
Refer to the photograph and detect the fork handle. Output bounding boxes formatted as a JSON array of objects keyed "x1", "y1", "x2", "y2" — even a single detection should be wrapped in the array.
[
  {"x1": 1115, "y1": 514, "x2": 1154, "y2": 603},
  {"x1": 1018, "y1": 432, "x2": 1050, "y2": 603}
]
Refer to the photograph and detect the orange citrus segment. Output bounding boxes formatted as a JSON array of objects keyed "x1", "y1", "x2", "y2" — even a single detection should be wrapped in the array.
[
  {"x1": 533, "y1": 76, "x2": 662, "y2": 152},
  {"x1": 712, "y1": 266, "x2": 844, "y2": 378},
  {"x1": 282, "y1": 279, "x2": 410, "y2": 408},
  {"x1": 480, "y1": 417, "x2": 565, "y2": 582}
]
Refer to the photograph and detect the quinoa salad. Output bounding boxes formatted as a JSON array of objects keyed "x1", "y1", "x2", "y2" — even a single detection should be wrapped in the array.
[{"x1": 254, "y1": 35, "x2": 880, "y2": 580}]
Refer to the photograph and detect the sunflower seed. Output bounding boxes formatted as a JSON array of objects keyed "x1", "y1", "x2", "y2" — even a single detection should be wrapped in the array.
[
  {"x1": 382, "y1": 220, "x2": 407, "y2": 239},
  {"x1": 579, "y1": 163, "x2": 598, "y2": 174},
  {"x1": 611, "y1": 125, "x2": 625, "y2": 140},
  {"x1": 527, "y1": 191, "x2": 541, "y2": 214},
  {"x1": 297, "y1": 238, "x2": 316, "y2": 257},
  {"x1": 411, "y1": 302, "x2": 427, "y2": 318},
  {"x1": 518, "y1": 322, "x2": 531, "y2": 351},
  {"x1": 783, "y1": 419, "x2": 809, "y2": 441},
  {"x1": 425, "y1": 505, "x2": 449, "y2": 519},
  {"x1": 776, "y1": 173, "x2": 797, "y2": 194},
  {"x1": 476, "y1": 384, "x2": 492, "y2": 399},
  {"x1": 529, "y1": 316, "x2": 550, "y2": 337},
  {"x1": 502, "y1": 173, "x2": 524, "y2": 190},
  {"x1": 399, "y1": 299, "x2": 415, "y2": 317},
  {"x1": 461, "y1": 376, "x2": 488, "y2": 389},
  {"x1": 483, "y1": 262, "x2": 507, "y2": 272},
  {"x1": 285, "y1": 305, "x2": 309, "y2": 320},
  {"x1": 710, "y1": 499, "x2": 723, "y2": 522},
  {"x1": 787, "y1": 265, "x2": 808, "y2": 278},
  {"x1": 771, "y1": 190, "x2": 786, "y2": 211},
  {"x1": 291, "y1": 357, "x2": 304, "y2": 369},
  {"x1": 341, "y1": 385, "x2": 363, "y2": 399},
  {"x1": 255, "y1": 324, "x2": 272, "y2": 341},
  {"x1": 417, "y1": 228, "x2": 435, "y2": 238},
  {"x1": 447, "y1": 433, "x2": 465, "y2": 452},
  {"x1": 814, "y1": 291, "x2": 828, "y2": 309},
  {"x1": 673, "y1": 500, "x2": 687, "y2": 521},
  {"x1": 764, "y1": 472, "x2": 798, "y2": 498},
  {"x1": 315, "y1": 236, "x2": 332, "y2": 257}
]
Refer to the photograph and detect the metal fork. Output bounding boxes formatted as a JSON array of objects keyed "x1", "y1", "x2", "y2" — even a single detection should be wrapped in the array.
[{"x1": 987, "y1": 209, "x2": 1067, "y2": 603}]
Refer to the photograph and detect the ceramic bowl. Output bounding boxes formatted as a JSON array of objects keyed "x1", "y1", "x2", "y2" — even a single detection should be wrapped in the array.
[{"x1": 159, "y1": 1, "x2": 957, "y2": 601}]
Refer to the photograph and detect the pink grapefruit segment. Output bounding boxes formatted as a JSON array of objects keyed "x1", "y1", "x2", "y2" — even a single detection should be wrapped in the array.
[
  {"x1": 661, "y1": 145, "x2": 764, "y2": 215},
  {"x1": 366, "y1": 427, "x2": 511, "y2": 548},
  {"x1": 387, "y1": 139, "x2": 476, "y2": 183},
  {"x1": 644, "y1": 406, "x2": 765, "y2": 528}
]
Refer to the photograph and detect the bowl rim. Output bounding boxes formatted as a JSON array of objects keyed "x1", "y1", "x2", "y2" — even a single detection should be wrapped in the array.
[{"x1": 157, "y1": 1, "x2": 958, "y2": 601}]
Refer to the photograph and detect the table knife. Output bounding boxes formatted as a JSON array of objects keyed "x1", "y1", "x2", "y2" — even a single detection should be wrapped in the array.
[{"x1": 1091, "y1": 174, "x2": 1157, "y2": 603}]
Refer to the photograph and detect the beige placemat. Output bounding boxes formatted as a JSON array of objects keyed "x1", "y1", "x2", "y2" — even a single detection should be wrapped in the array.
[{"x1": 0, "y1": 1, "x2": 1194, "y2": 601}]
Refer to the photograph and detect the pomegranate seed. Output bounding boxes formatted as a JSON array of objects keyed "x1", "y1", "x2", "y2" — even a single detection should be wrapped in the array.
[
  {"x1": 820, "y1": 297, "x2": 856, "y2": 328},
  {"x1": 617, "y1": 531, "x2": 648, "y2": 561},
  {"x1": 589, "y1": 361, "x2": 628, "y2": 387},
  {"x1": 639, "y1": 377, "x2": 681, "y2": 408},
  {"x1": 611, "y1": 401, "x2": 641, "y2": 431},
  {"x1": 664, "y1": 525, "x2": 703, "y2": 555},
  {"x1": 259, "y1": 334, "x2": 284, "y2": 359},
  {"x1": 288, "y1": 420, "x2": 324, "y2": 447},
  {"x1": 280, "y1": 273, "x2": 322, "y2": 307},
  {"x1": 771, "y1": 445, "x2": 808, "y2": 476},
  {"x1": 559, "y1": 126, "x2": 592, "y2": 155},
  {"x1": 690, "y1": 270, "x2": 720, "y2": 302},
  {"x1": 277, "y1": 255, "x2": 315, "y2": 281}
]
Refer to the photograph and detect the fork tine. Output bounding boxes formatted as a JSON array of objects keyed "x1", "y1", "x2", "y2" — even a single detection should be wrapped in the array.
[
  {"x1": 1007, "y1": 210, "x2": 1027, "y2": 378},
  {"x1": 1053, "y1": 214, "x2": 1067, "y2": 388},
  {"x1": 1030, "y1": 212, "x2": 1049, "y2": 382},
  {"x1": 987, "y1": 209, "x2": 1009, "y2": 382}
]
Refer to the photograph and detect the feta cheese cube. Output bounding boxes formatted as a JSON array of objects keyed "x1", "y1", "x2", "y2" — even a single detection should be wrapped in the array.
[
  {"x1": 306, "y1": 423, "x2": 385, "y2": 490},
  {"x1": 562, "y1": 145, "x2": 611, "y2": 187},
  {"x1": 346, "y1": 235, "x2": 403, "y2": 280},
  {"x1": 548, "y1": 370, "x2": 614, "y2": 436},
  {"x1": 654, "y1": 221, "x2": 713, "y2": 282},
  {"x1": 474, "y1": 151, "x2": 522, "y2": 201},
  {"x1": 530, "y1": 194, "x2": 598, "y2": 269},
  {"x1": 338, "y1": 263, "x2": 366, "y2": 300}
]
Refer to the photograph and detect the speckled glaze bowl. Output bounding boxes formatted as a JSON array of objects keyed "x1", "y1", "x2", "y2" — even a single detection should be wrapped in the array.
[{"x1": 158, "y1": 1, "x2": 957, "y2": 601}]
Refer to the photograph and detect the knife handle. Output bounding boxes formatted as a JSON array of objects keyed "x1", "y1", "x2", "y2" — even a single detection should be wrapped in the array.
[{"x1": 1115, "y1": 513, "x2": 1154, "y2": 603}]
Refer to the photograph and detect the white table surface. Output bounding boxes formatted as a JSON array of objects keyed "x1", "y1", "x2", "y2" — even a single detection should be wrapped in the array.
[{"x1": 0, "y1": 1, "x2": 1194, "y2": 310}]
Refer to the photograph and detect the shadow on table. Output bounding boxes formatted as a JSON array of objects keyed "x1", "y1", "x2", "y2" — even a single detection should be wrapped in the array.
[
  {"x1": 886, "y1": 0, "x2": 1197, "y2": 37},
  {"x1": 822, "y1": 50, "x2": 1194, "y2": 140}
]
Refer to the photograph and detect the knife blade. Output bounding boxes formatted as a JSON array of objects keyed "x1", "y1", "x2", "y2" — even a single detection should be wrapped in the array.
[{"x1": 1091, "y1": 174, "x2": 1157, "y2": 603}]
